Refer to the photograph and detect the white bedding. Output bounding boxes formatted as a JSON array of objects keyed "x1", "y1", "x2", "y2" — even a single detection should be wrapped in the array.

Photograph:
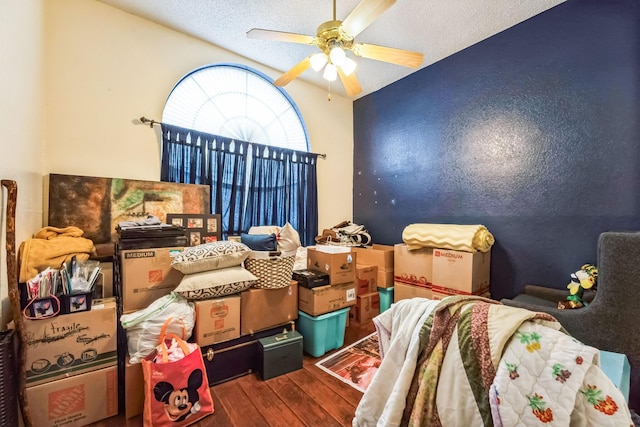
[{"x1": 353, "y1": 297, "x2": 632, "y2": 427}]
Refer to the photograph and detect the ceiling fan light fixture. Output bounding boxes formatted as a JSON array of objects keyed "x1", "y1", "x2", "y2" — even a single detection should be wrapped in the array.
[
  {"x1": 340, "y1": 57, "x2": 357, "y2": 76},
  {"x1": 329, "y1": 46, "x2": 346, "y2": 66},
  {"x1": 323, "y1": 63, "x2": 338, "y2": 81},
  {"x1": 310, "y1": 52, "x2": 328, "y2": 71}
]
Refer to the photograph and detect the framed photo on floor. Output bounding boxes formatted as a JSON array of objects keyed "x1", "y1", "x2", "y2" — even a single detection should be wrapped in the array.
[{"x1": 166, "y1": 213, "x2": 222, "y2": 245}]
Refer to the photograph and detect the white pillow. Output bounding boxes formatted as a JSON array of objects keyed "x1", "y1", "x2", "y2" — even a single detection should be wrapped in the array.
[
  {"x1": 249, "y1": 225, "x2": 281, "y2": 235},
  {"x1": 278, "y1": 222, "x2": 302, "y2": 252},
  {"x1": 174, "y1": 266, "x2": 257, "y2": 300}
]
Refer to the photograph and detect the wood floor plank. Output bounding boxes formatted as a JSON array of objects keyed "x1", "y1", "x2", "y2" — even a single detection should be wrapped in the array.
[
  {"x1": 266, "y1": 374, "x2": 343, "y2": 427},
  {"x1": 235, "y1": 374, "x2": 304, "y2": 427},
  {"x1": 210, "y1": 379, "x2": 270, "y2": 427},
  {"x1": 286, "y1": 368, "x2": 357, "y2": 426},
  {"x1": 302, "y1": 362, "x2": 364, "y2": 407}
]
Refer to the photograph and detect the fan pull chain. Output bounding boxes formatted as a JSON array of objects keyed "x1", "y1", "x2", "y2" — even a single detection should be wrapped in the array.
[{"x1": 327, "y1": 81, "x2": 332, "y2": 101}]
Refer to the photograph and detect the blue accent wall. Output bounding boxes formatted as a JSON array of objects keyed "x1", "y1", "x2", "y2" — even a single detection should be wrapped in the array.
[{"x1": 353, "y1": 0, "x2": 640, "y2": 300}]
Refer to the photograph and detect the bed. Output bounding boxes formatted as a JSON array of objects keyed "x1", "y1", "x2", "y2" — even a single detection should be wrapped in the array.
[{"x1": 353, "y1": 296, "x2": 633, "y2": 426}]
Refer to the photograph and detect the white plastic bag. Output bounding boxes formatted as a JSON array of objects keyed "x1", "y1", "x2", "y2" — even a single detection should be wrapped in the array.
[{"x1": 120, "y1": 292, "x2": 195, "y2": 363}]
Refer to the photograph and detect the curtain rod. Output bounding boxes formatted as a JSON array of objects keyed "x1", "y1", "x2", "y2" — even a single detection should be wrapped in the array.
[{"x1": 139, "y1": 116, "x2": 327, "y2": 159}]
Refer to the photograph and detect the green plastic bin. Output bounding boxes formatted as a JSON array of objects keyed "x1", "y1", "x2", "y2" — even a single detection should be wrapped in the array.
[
  {"x1": 297, "y1": 308, "x2": 350, "y2": 357},
  {"x1": 378, "y1": 287, "x2": 394, "y2": 313}
]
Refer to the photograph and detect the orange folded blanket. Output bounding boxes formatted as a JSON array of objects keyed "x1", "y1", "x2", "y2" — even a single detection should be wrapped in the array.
[{"x1": 19, "y1": 226, "x2": 96, "y2": 282}]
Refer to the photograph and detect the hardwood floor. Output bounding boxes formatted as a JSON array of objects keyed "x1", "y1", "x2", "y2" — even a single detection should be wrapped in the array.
[{"x1": 91, "y1": 320, "x2": 376, "y2": 427}]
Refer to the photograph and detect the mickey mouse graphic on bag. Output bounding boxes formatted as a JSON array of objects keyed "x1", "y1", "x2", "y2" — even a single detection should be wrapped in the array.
[{"x1": 154, "y1": 369, "x2": 204, "y2": 423}]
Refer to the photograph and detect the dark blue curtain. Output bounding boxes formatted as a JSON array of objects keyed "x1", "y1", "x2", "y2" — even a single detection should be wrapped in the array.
[
  {"x1": 244, "y1": 145, "x2": 318, "y2": 246},
  {"x1": 160, "y1": 123, "x2": 317, "y2": 244}
]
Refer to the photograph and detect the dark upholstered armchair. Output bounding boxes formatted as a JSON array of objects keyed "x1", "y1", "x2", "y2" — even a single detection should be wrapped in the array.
[{"x1": 501, "y1": 232, "x2": 640, "y2": 412}]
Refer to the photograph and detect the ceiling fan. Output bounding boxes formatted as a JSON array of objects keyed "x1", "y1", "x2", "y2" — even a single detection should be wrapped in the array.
[{"x1": 247, "y1": 0, "x2": 424, "y2": 97}]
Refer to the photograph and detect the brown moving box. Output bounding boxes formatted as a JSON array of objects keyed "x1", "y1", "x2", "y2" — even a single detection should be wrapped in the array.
[
  {"x1": 241, "y1": 282, "x2": 298, "y2": 335},
  {"x1": 306, "y1": 247, "x2": 356, "y2": 285},
  {"x1": 120, "y1": 247, "x2": 184, "y2": 312},
  {"x1": 431, "y1": 287, "x2": 491, "y2": 300},
  {"x1": 432, "y1": 248, "x2": 491, "y2": 294},
  {"x1": 393, "y1": 281, "x2": 433, "y2": 302},
  {"x1": 194, "y1": 294, "x2": 241, "y2": 346},
  {"x1": 349, "y1": 291, "x2": 380, "y2": 323},
  {"x1": 23, "y1": 299, "x2": 118, "y2": 386},
  {"x1": 353, "y1": 245, "x2": 395, "y2": 288},
  {"x1": 356, "y1": 265, "x2": 377, "y2": 295},
  {"x1": 298, "y1": 281, "x2": 357, "y2": 316},
  {"x1": 394, "y1": 244, "x2": 433, "y2": 287},
  {"x1": 26, "y1": 365, "x2": 118, "y2": 427},
  {"x1": 124, "y1": 355, "x2": 144, "y2": 419}
]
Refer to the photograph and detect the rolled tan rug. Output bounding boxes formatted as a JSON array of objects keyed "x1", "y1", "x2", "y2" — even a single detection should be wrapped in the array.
[{"x1": 402, "y1": 223, "x2": 494, "y2": 253}]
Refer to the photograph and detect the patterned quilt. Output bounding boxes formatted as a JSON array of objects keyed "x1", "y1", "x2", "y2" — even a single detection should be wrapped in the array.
[{"x1": 353, "y1": 297, "x2": 632, "y2": 427}]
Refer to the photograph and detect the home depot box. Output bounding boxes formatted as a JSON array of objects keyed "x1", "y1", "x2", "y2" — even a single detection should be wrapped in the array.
[
  {"x1": 124, "y1": 355, "x2": 144, "y2": 419},
  {"x1": 394, "y1": 244, "x2": 433, "y2": 287},
  {"x1": 120, "y1": 247, "x2": 184, "y2": 312},
  {"x1": 354, "y1": 245, "x2": 395, "y2": 288},
  {"x1": 356, "y1": 265, "x2": 377, "y2": 295},
  {"x1": 307, "y1": 247, "x2": 356, "y2": 285},
  {"x1": 393, "y1": 281, "x2": 433, "y2": 302},
  {"x1": 298, "y1": 281, "x2": 357, "y2": 316},
  {"x1": 432, "y1": 248, "x2": 491, "y2": 294},
  {"x1": 349, "y1": 291, "x2": 380, "y2": 323},
  {"x1": 431, "y1": 286, "x2": 491, "y2": 301},
  {"x1": 23, "y1": 300, "x2": 118, "y2": 386},
  {"x1": 194, "y1": 294, "x2": 241, "y2": 346},
  {"x1": 26, "y1": 365, "x2": 118, "y2": 427},
  {"x1": 241, "y1": 282, "x2": 298, "y2": 335}
]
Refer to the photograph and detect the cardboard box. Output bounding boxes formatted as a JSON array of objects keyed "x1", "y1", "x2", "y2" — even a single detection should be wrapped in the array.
[
  {"x1": 356, "y1": 265, "x2": 377, "y2": 295},
  {"x1": 298, "y1": 281, "x2": 357, "y2": 316},
  {"x1": 394, "y1": 244, "x2": 433, "y2": 287},
  {"x1": 432, "y1": 249, "x2": 491, "y2": 294},
  {"x1": 393, "y1": 281, "x2": 433, "y2": 302},
  {"x1": 352, "y1": 244, "x2": 394, "y2": 270},
  {"x1": 349, "y1": 291, "x2": 380, "y2": 323},
  {"x1": 120, "y1": 247, "x2": 184, "y2": 312},
  {"x1": 23, "y1": 300, "x2": 117, "y2": 386},
  {"x1": 241, "y1": 282, "x2": 298, "y2": 335},
  {"x1": 124, "y1": 356, "x2": 144, "y2": 419},
  {"x1": 306, "y1": 247, "x2": 356, "y2": 285},
  {"x1": 378, "y1": 268, "x2": 394, "y2": 289},
  {"x1": 194, "y1": 295, "x2": 241, "y2": 346},
  {"x1": 431, "y1": 287, "x2": 491, "y2": 300},
  {"x1": 26, "y1": 365, "x2": 118, "y2": 427}
]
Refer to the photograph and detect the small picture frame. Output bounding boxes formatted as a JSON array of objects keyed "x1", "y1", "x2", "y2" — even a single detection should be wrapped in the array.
[{"x1": 166, "y1": 213, "x2": 222, "y2": 246}]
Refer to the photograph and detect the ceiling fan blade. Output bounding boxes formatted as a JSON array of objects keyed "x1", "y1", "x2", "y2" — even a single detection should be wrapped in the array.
[
  {"x1": 246, "y1": 28, "x2": 315, "y2": 45},
  {"x1": 341, "y1": 0, "x2": 397, "y2": 38},
  {"x1": 338, "y1": 68, "x2": 362, "y2": 97},
  {"x1": 273, "y1": 56, "x2": 312, "y2": 86},
  {"x1": 353, "y1": 43, "x2": 424, "y2": 68}
]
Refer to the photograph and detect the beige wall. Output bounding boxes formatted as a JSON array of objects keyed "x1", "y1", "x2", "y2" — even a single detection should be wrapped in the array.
[
  {"x1": 45, "y1": 0, "x2": 353, "y2": 227},
  {"x1": 0, "y1": 0, "x2": 46, "y2": 327},
  {"x1": 0, "y1": 0, "x2": 353, "y2": 328}
]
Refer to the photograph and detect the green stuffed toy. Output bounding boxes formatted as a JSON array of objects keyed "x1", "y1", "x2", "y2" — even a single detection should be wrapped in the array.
[{"x1": 559, "y1": 263, "x2": 598, "y2": 309}]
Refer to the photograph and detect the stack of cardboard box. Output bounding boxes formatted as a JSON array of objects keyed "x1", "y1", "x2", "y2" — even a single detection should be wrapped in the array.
[
  {"x1": 118, "y1": 246, "x2": 299, "y2": 419},
  {"x1": 296, "y1": 247, "x2": 357, "y2": 356},
  {"x1": 352, "y1": 244, "x2": 395, "y2": 316},
  {"x1": 23, "y1": 300, "x2": 119, "y2": 426},
  {"x1": 393, "y1": 243, "x2": 491, "y2": 302}
]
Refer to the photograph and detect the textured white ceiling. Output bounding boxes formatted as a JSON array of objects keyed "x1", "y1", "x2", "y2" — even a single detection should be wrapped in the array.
[{"x1": 98, "y1": 0, "x2": 566, "y2": 99}]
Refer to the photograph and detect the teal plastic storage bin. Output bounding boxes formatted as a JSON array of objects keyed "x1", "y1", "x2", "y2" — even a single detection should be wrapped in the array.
[
  {"x1": 378, "y1": 287, "x2": 394, "y2": 313},
  {"x1": 297, "y1": 307, "x2": 350, "y2": 357}
]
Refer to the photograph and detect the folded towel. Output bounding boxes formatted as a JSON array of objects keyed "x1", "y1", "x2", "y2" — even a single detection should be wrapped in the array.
[
  {"x1": 19, "y1": 228, "x2": 96, "y2": 282},
  {"x1": 34, "y1": 226, "x2": 85, "y2": 240},
  {"x1": 402, "y1": 223, "x2": 494, "y2": 253}
]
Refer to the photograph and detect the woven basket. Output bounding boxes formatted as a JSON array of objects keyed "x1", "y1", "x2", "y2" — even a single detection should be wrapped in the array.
[{"x1": 245, "y1": 250, "x2": 296, "y2": 289}]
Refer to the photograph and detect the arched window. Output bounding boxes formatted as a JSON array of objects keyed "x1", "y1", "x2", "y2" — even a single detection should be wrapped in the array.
[{"x1": 162, "y1": 63, "x2": 309, "y2": 151}]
